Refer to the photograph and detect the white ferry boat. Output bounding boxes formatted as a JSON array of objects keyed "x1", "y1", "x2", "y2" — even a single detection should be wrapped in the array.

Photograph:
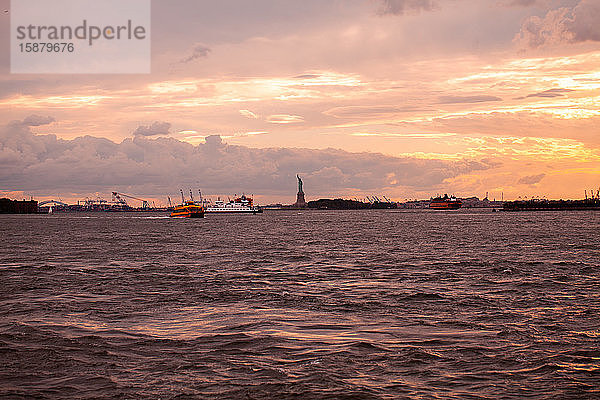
[{"x1": 205, "y1": 195, "x2": 263, "y2": 214}]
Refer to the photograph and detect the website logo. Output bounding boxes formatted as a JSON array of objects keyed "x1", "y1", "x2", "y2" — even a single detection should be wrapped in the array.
[{"x1": 11, "y1": 0, "x2": 151, "y2": 74}]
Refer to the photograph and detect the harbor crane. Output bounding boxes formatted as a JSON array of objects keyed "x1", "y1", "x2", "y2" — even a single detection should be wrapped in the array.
[
  {"x1": 111, "y1": 191, "x2": 150, "y2": 209},
  {"x1": 585, "y1": 188, "x2": 600, "y2": 200}
]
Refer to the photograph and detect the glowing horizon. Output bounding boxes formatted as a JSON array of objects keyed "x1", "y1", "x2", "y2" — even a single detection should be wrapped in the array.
[{"x1": 1, "y1": 0, "x2": 599, "y2": 203}]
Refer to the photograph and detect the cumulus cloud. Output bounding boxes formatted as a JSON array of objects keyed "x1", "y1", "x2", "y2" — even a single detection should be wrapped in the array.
[
  {"x1": 133, "y1": 121, "x2": 171, "y2": 137},
  {"x1": 568, "y1": 0, "x2": 600, "y2": 42},
  {"x1": 0, "y1": 123, "x2": 496, "y2": 197},
  {"x1": 518, "y1": 173, "x2": 545, "y2": 185},
  {"x1": 180, "y1": 43, "x2": 211, "y2": 63},
  {"x1": 515, "y1": 0, "x2": 600, "y2": 48},
  {"x1": 515, "y1": 8, "x2": 573, "y2": 48},
  {"x1": 438, "y1": 95, "x2": 502, "y2": 104},
  {"x1": 204, "y1": 134, "x2": 223, "y2": 147},
  {"x1": 21, "y1": 115, "x2": 55, "y2": 127},
  {"x1": 376, "y1": 0, "x2": 438, "y2": 15}
]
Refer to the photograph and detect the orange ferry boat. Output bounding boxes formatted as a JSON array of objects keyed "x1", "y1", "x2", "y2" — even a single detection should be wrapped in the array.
[
  {"x1": 170, "y1": 200, "x2": 204, "y2": 218},
  {"x1": 429, "y1": 194, "x2": 462, "y2": 210}
]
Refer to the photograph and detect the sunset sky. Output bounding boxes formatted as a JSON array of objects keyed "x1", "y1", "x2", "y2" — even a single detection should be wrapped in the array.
[{"x1": 1, "y1": 0, "x2": 599, "y2": 204}]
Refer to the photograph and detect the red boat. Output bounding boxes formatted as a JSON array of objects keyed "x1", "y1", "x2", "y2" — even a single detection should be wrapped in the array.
[{"x1": 429, "y1": 194, "x2": 462, "y2": 210}]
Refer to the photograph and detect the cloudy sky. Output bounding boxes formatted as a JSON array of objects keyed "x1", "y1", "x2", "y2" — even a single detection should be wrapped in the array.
[{"x1": 1, "y1": 0, "x2": 599, "y2": 204}]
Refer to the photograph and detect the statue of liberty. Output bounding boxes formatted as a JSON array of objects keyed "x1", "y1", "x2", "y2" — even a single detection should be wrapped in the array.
[{"x1": 295, "y1": 174, "x2": 306, "y2": 207}]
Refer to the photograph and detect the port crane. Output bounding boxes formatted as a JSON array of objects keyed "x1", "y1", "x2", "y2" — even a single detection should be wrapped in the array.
[
  {"x1": 111, "y1": 191, "x2": 150, "y2": 209},
  {"x1": 584, "y1": 188, "x2": 600, "y2": 200}
]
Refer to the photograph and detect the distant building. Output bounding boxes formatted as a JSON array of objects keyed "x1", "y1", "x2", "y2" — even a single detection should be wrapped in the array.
[
  {"x1": 0, "y1": 198, "x2": 38, "y2": 214},
  {"x1": 294, "y1": 175, "x2": 307, "y2": 208},
  {"x1": 398, "y1": 196, "x2": 503, "y2": 209},
  {"x1": 460, "y1": 196, "x2": 503, "y2": 208}
]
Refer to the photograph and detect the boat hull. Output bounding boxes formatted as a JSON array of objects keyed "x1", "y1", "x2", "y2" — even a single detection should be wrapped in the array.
[
  {"x1": 205, "y1": 208, "x2": 263, "y2": 214},
  {"x1": 170, "y1": 211, "x2": 204, "y2": 218},
  {"x1": 429, "y1": 202, "x2": 462, "y2": 210}
]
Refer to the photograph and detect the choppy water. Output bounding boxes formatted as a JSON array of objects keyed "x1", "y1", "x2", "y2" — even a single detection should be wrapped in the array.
[{"x1": 1, "y1": 210, "x2": 599, "y2": 399}]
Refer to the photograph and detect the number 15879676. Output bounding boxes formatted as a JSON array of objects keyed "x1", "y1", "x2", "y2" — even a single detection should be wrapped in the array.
[{"x1": 19, "y1": 42, "x2": 74, "y2": 52}]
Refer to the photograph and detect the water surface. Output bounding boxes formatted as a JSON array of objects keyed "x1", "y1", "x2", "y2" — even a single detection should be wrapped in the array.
[{"x1": 1, "y1": 210, "x2": 599, "y2": 398}]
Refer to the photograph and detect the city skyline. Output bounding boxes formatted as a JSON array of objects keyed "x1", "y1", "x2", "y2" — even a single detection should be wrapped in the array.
[{"x1": 1, "y1": 0, "x2": 599, "y2": 203}]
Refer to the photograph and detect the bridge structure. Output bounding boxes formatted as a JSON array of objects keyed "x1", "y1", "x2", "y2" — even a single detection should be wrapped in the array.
[{"x1": 38, "y1": 200, "x2": 69, "y2": 207}]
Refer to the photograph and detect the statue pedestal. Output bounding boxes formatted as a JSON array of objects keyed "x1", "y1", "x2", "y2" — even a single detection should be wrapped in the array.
[{"x1": 294, "y1": 192, "x2": 306, "y2": 207}]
